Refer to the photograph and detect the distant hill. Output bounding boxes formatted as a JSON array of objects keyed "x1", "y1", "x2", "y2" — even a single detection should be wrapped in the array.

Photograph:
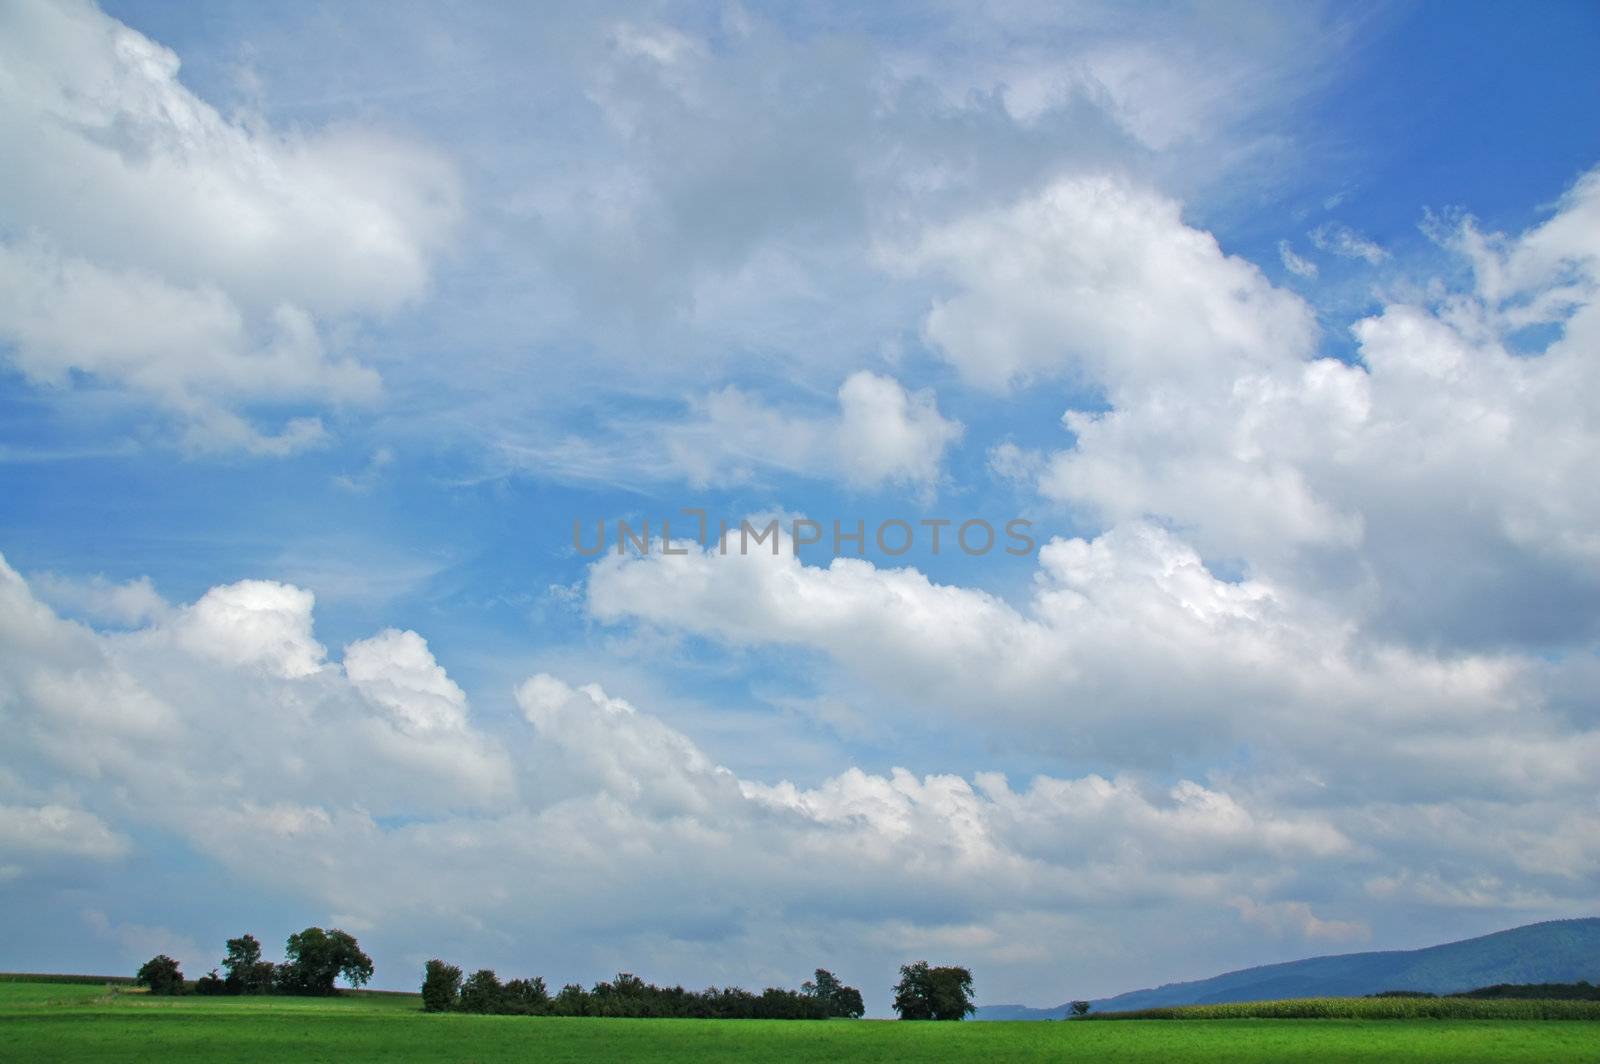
[{"x1": 974, "y1": 918, "x2": 1600, "y2": 1021}]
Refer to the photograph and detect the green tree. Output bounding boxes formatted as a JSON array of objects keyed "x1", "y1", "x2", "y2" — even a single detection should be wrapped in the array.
[
  {"x1": 420, "y1": 960, "x2": 462, "y2": 1013},
  {"x1": 278, "y1": 927, "x2": 373, "y2": 995},
  {"x1": 1069, "y1": 999, "x2": 1091, "y2": 1018},
  {"x1": 803, "y1": 968, "x2": 865, "y2": 1018},
  {"x1": 833, "y1": 984, "x2": 866, "y2": 1019},
  {"x1": 892, "y1": 961, "x2": 974, "y2": 1021},
  {"x1": 135, "y1": 954, "x2": 185, "y2": 995},
  {"x1": 503, "y1": 976, "x2": 550, "y2": 1015},
  {"x1": 552, "y1": 983, "x2": 592, "y2": 1016},
  {"x1": 458, "y1": 968, "x2": 504, "y2": 1013},
  {"x1": 222, "y1": 933, "x2": 274, "y2": 994}
]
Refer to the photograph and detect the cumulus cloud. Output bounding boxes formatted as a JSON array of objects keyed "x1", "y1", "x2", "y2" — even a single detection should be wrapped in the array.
[
  {"x1": 346, "y1": 629, "x2": 472, "y2": 735},
  {"x1": 27, "y1": 572, "x2": 169, "y2": 628},
  {"x1": 0, "y1": 0, "x2": 457, "y2": 452},
  {"x1": 502, "y1": 371, "x2": 963, "y2": 494},
  {"x1": 666, "y1": 371, "x2": 963, "y2": 491},
  {"x1": 887, "y1": 175, "x2": 1317, "y2": 391},
  {"x1": 585, "y1": 520, "x2": 1592, "y2": 801},
  {"x1": 10, "y1": 552, "x2": 1561, "y2": 1005},
  {"x1": 0, "y1": 556, "x2": 512, "y2": 824},
  {"x1": 894, "y1": 168, "x2": 1600, "y2": 649}
]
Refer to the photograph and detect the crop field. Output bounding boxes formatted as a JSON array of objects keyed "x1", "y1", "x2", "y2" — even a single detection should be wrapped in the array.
[
  {"x1": 5, "y1": 981, "x2": 1600, "y2": 1063},
  {"x1": 1090, "y1": 995, "x2": 1600, "y2": 1021}
]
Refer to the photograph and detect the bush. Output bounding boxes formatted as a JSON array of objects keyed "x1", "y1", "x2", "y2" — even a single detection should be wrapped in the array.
[{"x1": 135, "y1": 955, "x2": 184, "y2": 995}]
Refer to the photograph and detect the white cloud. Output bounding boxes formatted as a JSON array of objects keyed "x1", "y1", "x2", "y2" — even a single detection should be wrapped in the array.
[
  {"x1": 1309, "y1": 221, "x2": 1388, "y2": 264},
  {"x1": 28, "y1": 572, "x2": 169, "y2": 628},
  {"x1": 584, "y1": 520, "x2": 1589, "y2": 798},
  {"x1": 2, "y1": 552, "x2": 1597, "y2": 1005},
  {"x1": 346, "y1": 629, "x2": 470, "y2": 734},
  {"x1": 513, "y1": 371, "x2": 963, "y2": 493},
  {"x1": 0, "y1": 553, "x2": 1371, "y2": 999},
  {"x1": 1229, "y1": 897, "x2": 1370, "y2": 943},
  {"x1": 834, "y1": 371, "x2": 965, "y2": 489},
  {"x1": 892, "y1": 167, "x2": 1600, "y2": 648},
  {"x1": 167, "y1": 580, "x2": 326, "y2": 679},
  {"x1": 987, "y1": 440, "x2": 1046, "y2": 486},
  {"x1": 1278, "y1": 239, "x2": 1319, "y2": 278},
  {"x1": 0, "y1": 0, "x2": 457, "y2": 452},
  {"x1": 888, "y1": 175, "x2": 1317, "y2": 391},
  {"x1": 0, "y1": 803, "x2": 129, "y2": 862}
]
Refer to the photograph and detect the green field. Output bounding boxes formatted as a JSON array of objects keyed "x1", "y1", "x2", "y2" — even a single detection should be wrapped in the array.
[{"x1": 5, "y1": 981, "x2": 1600, "y2": 1063}]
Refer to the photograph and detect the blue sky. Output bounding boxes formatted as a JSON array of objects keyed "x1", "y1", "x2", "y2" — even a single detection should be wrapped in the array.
[{"x1": 2, "y1": 0, "x2": 1599, "y2": 1012}]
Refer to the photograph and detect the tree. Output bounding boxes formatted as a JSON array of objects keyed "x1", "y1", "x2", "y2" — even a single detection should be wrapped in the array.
[
  {"x1": 421, "y1": 960, "x2": 462, "y2": 1013},
  {"x1": 135, "y1": 954, "x2": 185, "y2": 995},
  {"x1": 277, "y1": 927, "x2": 373, "y2": 995},
  {"x1": 502, "y1": 976, "x2": 550, "y2": 1015},
  {"x1": 222, "y1": 934, "x2": 274, "y2": 995},
  {"x1": 832, "y1": 984, "x2": 866, "y2": 1020},
  {"x1": 802, "y1": 968, "x2": 865, "y2": 1019},
  {"x1": 1069, "y1": 1000, "x2": 1091, "y2": 1018},
  {"x1": 892, "y1": 961, "x2": 974, "y2": 1021},
  {"x1": 552, "y1": 982, "x2": 592, "y2": 1016},
  {"x1": 459, "y1": 968, "x2": 504, "y2": 1013}
]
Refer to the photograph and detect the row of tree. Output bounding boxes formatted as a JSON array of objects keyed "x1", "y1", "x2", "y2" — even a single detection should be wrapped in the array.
[
  {"x1": 141, "y1": 935, "x2": 974, "y2": 1020},
  {"x1": 134, "y1": 928, "x2": 373, "y2": 997},
  {"x1": 422, "y1": 960, "x2": 972, "y2": 1020},
  {"x1": 421, "y1": 963, "x2": 866, "y2": 1019}
]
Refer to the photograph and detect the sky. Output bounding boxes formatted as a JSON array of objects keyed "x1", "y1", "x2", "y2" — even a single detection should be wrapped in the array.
[{"x1": 1, "y1": 0, "x2": 1599, "y2": 1014}]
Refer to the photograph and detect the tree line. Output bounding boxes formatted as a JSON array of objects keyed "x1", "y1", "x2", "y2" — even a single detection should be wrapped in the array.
[
  {"x1": 422, "y1": 958, "x2": 972, "y2": 1020},
  {"x1": 134, "y1": 927, "x2": 372, "y2": 997},
  {"x1": 139, "y1": 935, "x2": 976, "y2": 1020},
  {"x1": 421, "y1": 962, "x2": 868, "y2": 1019}
]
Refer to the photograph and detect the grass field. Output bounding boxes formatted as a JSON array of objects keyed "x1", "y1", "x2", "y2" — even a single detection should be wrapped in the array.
[{"x1": 6, "y1": 981, "x2": 1600, "y2": 1063}]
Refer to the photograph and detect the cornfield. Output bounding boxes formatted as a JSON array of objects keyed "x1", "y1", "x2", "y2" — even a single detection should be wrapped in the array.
[{"x1": 1087, "y1": 997, "x2": 1600, "y2": 1020}]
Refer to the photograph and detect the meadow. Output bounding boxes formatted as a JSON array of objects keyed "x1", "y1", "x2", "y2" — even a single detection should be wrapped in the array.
[{"x1": 6, "y1": 981, "x2": 1600, "y2": 1063}]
